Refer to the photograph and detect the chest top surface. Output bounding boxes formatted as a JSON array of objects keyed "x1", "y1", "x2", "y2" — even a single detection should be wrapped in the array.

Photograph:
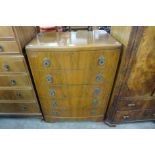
[{"x1": 26, "y1": 30, "x2": 121, "y2": 51}]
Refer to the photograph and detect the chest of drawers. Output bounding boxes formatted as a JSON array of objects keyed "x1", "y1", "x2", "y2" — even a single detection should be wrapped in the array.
[
  {"x1": 26, "y1": 30, "x2": 121, "y2": 122},
  {"x1": 0, "y1": 26, "x2": 41, "y2": 116}
]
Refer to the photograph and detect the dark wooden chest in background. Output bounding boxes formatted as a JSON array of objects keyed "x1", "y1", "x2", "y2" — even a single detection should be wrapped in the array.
[{"x1": 105, "y1": 26, "x2": 155, "y2": 125}]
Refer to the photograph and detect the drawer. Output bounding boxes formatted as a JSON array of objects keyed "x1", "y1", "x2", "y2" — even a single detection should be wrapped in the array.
[
  {"x1": 0, "y1": 89, "x2": 35, "y2": 100},
  {"x1": 117, "y1": 98, "x2": 155, "y2": 111},
  {"x1": 37, "y1": 85, "x2": 109, "y2": 98},
  {"x1": 32, "y1": 69, "x2": 114, "y2": 85},
  {"x1": 42, "y1": 105, "x2": 105, "y2": 118},
  {"x1": 0, "y1": 27, "x2": 14, "y2": 39},
  {"x1": 0, "y1": 103, "x2": 40, "y2": 113},
  {"x1": 114, "y1": 110, "x2": 155, "y2": 123},
  {"x1": 0, "y1": 55, "x2": 27, "y2": 73},
  {"x1": 0, "y1": 74, "x2": 30, "y2": 87},
  {"x1": 27, "y1": 50, "x2": 119, "y2": 70},
  {"x1": 39, "y1": 96, "x2": 109, "y2": 114},
  {"x1": 0, "y1": 41, "x2": 20, "y2": 53}
]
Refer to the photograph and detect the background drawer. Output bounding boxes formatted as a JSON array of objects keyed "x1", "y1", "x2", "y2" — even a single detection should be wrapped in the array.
[
  {"x1": 117, "y1": 98, "x2": 155, "y2": 111},
  {"x1": 0, "y1": 27, "x2": 14, "y2": 39},
  {"x1": 0, "y1": 41, "x2": 20, "y2": 53},
  {"x1": 114, "y1": 110, "x2": 155, "y2": 123},
  {"x1": 0, "y1": 89, "x2": 35, "y2": 100},
  {"x1": 37, "y1": 85, "x2": 108, "y2": 98},
  {"x1": 27, "y1": 50, "x2": 119, "y2": 70},
  {"x1": 0, "y1": 74, "x2": 30, "y2": 87},
  {"x1": 0, "y1": 103, "x2": 40, "y2": 113},
  {"x1": 0, "y1": 56, "x2": 26, "y2": 73}
]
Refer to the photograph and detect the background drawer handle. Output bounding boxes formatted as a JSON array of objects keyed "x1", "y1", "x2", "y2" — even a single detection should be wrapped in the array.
[
  {"x1": 127, "y1": 103, "x2": 136, "y2": 107},
  {"x1": 16, "y1": 92, "x2": 22, "y2": 97},
  {"x1": 98, "y1": 56, "x2": 105, "y2": 66},
  {"x1": 152, "y1": 114, "x2": 155, "y2": 116},
  {"x1": 43, "y1": 58, "x2": 50, "y2": 67},
  {"x1": 10, "y1": 79, "x2": 16, "y2": 86},
  {"x1": 50, "y1": 89, "x2": 55, "y2": 96},
  {"x1": 0, "y1": 46, "x2": 3, "y2": 52},
  {"x1": 4, "y1": 64, "x2": 10, "y2": 71},
  {"x1": 96, "y1": 74, "x2": 103, "y2": 82},
  {"x1": 123, "y1": 115, "x2": 129, "y2": 120},
  {"x1": 46, "y1": 74, "x2": 53, "y2": 83}
]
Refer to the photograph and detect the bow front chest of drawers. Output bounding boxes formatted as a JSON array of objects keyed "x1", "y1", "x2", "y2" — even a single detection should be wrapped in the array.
[
  {"x1": 26, "y1": 30, "x2": 121, "y2": 122},
  {"x1": 0, "y1": 26, "x2": 41, "y2": 116}
]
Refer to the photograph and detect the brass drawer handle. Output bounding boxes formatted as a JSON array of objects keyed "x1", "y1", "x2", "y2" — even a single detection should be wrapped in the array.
[
  {"x1": 51, "y1": 100, "x2": 57, "y2": 107},
  {"x1": 92, "y1": 99, "x2": 98, "y2": 105},
  {"x1": 10, "y1": 79, "x2": 16, "y2": 86},
  {"x1": 50, "y1": 89, "x2": 55, "y2": 96},
  {"x1": 16, "y1": 92, "x2": 22, "y2": 97},
  {"x1": 46, "y1": 74, "x2": 53, "y2": 83},
  {"x1": 123, "y1": 115, "x2": 129, "y2": 120},
  {"x1": 94, "y1": 87, "x2": 101, "y2": 95},
  {"x1": 52, "y1": 111, "x2": 59, "y2": 116},
  {"x1": 91, "y1": 110, "x2": 96, "y2": 115},
  {"x1": 98, "y1": 56, "x2": 105, "y2": 66},
  {"x1": 127, "y1": 103, "x2": 136, "y2": 107},
  {"x1": 43, "y1": 58, "x2": 50, "y2": 67},
  {"x1": 96, "y1": 74, "x2": 103, "y2": 82},
  {"x1": 0, "y1": 46, "x2": 3, "y2": 52},
  {"x1": 4, "y1": 64, "x2": 10, "y2": 71}
]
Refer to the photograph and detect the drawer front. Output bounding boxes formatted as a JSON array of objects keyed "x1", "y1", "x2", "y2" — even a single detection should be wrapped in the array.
[
  {"x1": 0, "y1": 56, "x2": 27, "y2": 73},
  {"x1": 0, "y1": 103, "x2": 40, "y2": 113},
  {"x1": 32, "y1": 69, "x2": 114, "y2": 85},
  {"x1": 27, "y1": 50, "x2": 119, "y2": 70},
  {"x1": 41, "y1": 104, "x2": 105, "y2": 118},
  {"x1": 39, "y1": 97, "x2": 109, "y2": 112},
  {"x1": 36, "y1": 85, "x2": 109, "y2": 98},
  {"x1": 0, "y1": 74, "x2": 30, "y2": 87},
  {"x1": 114, "y1": 110, "x2": 155, "y2": 123},
  {"x1": 0, "y1": 27, "x2": 14, "y2": 38},
  {"x1": 0, "y1": 41, "x2": 20, "y2": 53},
  {"x1": 0, "y1": 89, "x2": 35, "y2": 100},
  {"x1": 117, "y1": 98, "x2": 155, "y2": 111}
]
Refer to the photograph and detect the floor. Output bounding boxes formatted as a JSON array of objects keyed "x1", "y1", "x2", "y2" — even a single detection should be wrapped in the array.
[{"x1": 0, "y1": 117, "x2": 154, "y2": 129}]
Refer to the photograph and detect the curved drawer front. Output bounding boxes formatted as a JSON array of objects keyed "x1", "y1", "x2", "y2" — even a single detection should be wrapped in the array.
[
  {"x1": 32, "y1": 69, "x2": 114, "y2": 85},
  {"x1": 27, "y1": 50, "x2": 119, "y2": 70},
  {"x1": 36, "y1": 85, "x2": 109, "y2": 98},
  {"x1": 0, "y1": 103, "x2": 40, "y2": 113},
  {"x1": 39, "y1": 97, "x2": 109, "y2": 111},
  {"x1": 0, "y1": 41, "x2": 20, "y2": 53},
  {"x1": 0, "y1": 74, "x2": 30, "y2": 87},
  {"x1": 0, "y1": 27, "x2": 14, "y2": 39},
  {"x1": 0, "y1": 89, "x2": 35, "y2": 100},
  {"x1": 0, "y1": 56, "x2": 26, "y2": 73}
]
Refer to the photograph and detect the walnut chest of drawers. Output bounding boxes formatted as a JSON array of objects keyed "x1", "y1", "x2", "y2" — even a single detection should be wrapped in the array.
[
  {"x1": 0, "y1": 26, "x2": 41, "y2": 116},
  {"x1": 26, "y1": 30, "x2": 121, "y2": 122}
]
